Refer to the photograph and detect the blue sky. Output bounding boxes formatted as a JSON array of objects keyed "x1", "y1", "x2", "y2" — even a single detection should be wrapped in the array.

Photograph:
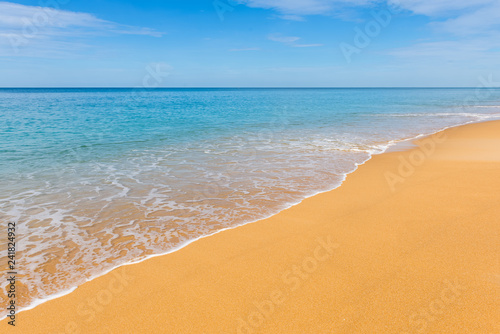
[{"x1": 0, "y1": 0, "x2": 499, "y2": 87}]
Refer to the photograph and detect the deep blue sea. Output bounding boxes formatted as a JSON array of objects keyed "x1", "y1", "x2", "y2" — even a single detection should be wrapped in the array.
[{"x1": 1, "y1": 88, "x2": 500, "y2": 313}]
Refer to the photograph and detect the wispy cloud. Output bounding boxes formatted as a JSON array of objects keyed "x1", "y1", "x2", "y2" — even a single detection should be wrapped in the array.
[
  {"x1": 238, "y1": 0, "x2": 373, "y2": 18},
  {"x1": 385, "y1": 33, "x2": 500, "y2": 68},
  {"x1": 428, "y1": 1, "x2": 500, "y2": 35},
  {"x1": 0, "y1": 1, "x2": 162, "y2": 56},
  {"x1": 293, "y1": 43, "x2": 324, "y2": 47},
  {"x1": 388, "y1": 0, "x2": 496, "y2": 17},
  {"x1": 268, "y1": 33, "x2": 300, "y2": 43},
  {"x1": 229, "y1": 47, "x2": 261, "y2": 51},
  {"x1": 386, "y1": 0, "x2": 500, "y2": 64},
  {"x1": 238, "y1": 0, "x2": 498, "y2": 20},
  {"x1": 242, "y1": 0, "x2": 500, "y2": 64},
  {"x1": 0, "y1": 1, "x2": 103, "y2": 29},
  {"x1": 239, "y1": 0, "x2": 500, "y2": 37},
  {"x1": 268, "y1": 33, "x2": 323, "y2": 48}
]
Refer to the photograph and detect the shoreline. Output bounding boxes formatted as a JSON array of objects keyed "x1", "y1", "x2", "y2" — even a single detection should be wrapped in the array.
[
  {"x1": 3, "y1": 120, "x2": 500, "y2": 333},
  {"x1": 2, "y1": 117, "x2": 498, "y2": 321}
]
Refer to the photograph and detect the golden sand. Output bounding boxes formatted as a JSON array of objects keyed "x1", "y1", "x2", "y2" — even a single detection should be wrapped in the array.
[{"x1": 4, "y1": 120, "x2": 500, "y2": 333}]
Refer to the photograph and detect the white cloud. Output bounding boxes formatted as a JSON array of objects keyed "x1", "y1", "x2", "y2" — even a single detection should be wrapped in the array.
[
  {"x1": 239, "y1": 0, "x2": 500, "y2": 36},
  {"x1": 428, "y1": 1, "x2": 500, "y2": 35},
  {"x1": 238, "y1": 0, "x2": 499, "y2": 20},
  {"x1": 388, "y1": 0, "x2": 497, "y2": 17},
  {"x1": 268, "y1": 33, "x2": 323, "y2": 47},
  {"x1": 0, "y1": 1, "x2": 162, "y2": 56},
  {"x1": 386, "y1": 0, "x2": 500, "y2": 36},
  {"x1": 238, "y1": 0, "x2": 373, "y2": 17},
  {"x1": 229, "y1": 47, "x2": 261, "y2": 51},
  {"x1": 242, "y1": 0, "x2": 500, "y2": 68},
  {"x1": 385, "y1": 33, "x2": 500, "y2": 66},
  {"x1": 293, "y1": 43, "x2": 324, "y2": 47},
  {"x1": 268, "y1": 33, "x2": 301, "y2": 43}
]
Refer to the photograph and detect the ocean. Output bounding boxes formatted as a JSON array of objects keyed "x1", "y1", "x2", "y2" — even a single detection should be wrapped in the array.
[{"x1": 1, "y1": 88, "x2": 500, "y2": 315}]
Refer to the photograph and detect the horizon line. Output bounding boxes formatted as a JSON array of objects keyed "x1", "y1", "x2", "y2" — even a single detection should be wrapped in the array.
[{"x1": 0, "y1": 86, "x2": 490, "y2": 89}]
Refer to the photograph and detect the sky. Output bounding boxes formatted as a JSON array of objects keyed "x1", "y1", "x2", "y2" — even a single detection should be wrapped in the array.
[{"x1": 0, "y1": 0, "x2": 499, "y2": 87}]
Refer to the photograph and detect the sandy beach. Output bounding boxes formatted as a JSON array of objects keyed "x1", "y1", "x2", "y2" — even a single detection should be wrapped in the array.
[{"x1": 5, "y1": 120, "x2": 500, "y2": 333}]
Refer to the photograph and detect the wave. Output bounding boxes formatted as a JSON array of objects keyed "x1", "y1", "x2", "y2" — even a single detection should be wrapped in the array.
[{"x1": 371, "y1": 112, "x2": 500, "y2": 118}]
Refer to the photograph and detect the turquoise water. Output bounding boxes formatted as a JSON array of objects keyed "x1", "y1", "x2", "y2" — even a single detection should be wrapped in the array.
[{"x1": 1, "y1": 88, "x2": 500, "y2": 312}]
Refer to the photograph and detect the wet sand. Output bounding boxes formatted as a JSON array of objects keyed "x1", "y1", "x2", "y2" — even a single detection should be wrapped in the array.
[{"x1": 5, "y1": 120, "x2": 500, "y2": 333}]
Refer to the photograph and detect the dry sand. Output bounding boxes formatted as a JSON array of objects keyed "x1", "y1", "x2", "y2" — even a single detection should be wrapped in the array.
[{"x1": 4, "y1": 120, "x2": 500, "y2": 333}]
